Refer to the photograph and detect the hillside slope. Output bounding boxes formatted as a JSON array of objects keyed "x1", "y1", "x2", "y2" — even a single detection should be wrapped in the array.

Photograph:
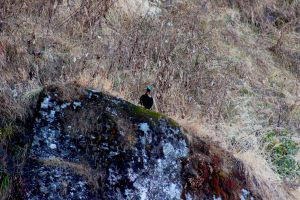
[
  {"x1": 0, "y1": 0, "x2": 299, "y2": 199},
  {"x1": 3, "y1": 86, "x2": 258, "y2": 199}
]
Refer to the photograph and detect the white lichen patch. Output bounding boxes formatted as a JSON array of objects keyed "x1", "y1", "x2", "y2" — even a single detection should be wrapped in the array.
[
  {"x1": 26, "y1": 96, "x2": 92, "y2": 199},
  {"x1": 139, "y1": 123, "x2": 150, "y2": 133},
  {"x1": 41, "y1": 96, "x2": 51, "y2": 109}
]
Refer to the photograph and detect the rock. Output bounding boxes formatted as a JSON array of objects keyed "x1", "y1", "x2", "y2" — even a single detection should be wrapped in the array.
[
  {"x1": 22, "y1": 89, "x2": 188, "y2": 199},
  {"x1": 38, "y1": 171, "x2": 47, "y2": 177},
  {"x1": 22, "y1": 87, "x2": 259, "y2": 200},
  {"x1": 73, "y1": 101, "x2": 82, "y2": 109},
  {"x1": 49, "y1": 144, "x2": 57, "y2": 149},
  {"x1": 40, "y1": 96, "x2": 51, "y2": 109},
  {"x1": 39, "y1": 185, "x2": 49, "y2": 194},
  {"x1": 50, "y1": 183, "x2": 57, "y2": 191}
]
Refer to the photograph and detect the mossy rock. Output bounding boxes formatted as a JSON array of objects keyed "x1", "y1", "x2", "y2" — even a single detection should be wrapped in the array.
[{"x1": 119, "y1": 101, "x2": 179, "y2": 128}]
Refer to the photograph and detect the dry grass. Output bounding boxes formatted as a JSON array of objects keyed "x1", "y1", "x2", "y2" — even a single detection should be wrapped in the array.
[
  {"x1": 40, "y1": 157, "x2": 102, "y2": 191},
  {"x1": 0, "y1": 0, "x2": 299, "y2": 198},
  {"x1": 179, "y1": 119, "x2": 298, "y2": 199},
  {"x1": 236, "y1": 151, "x2": 293, "y2": 200}
]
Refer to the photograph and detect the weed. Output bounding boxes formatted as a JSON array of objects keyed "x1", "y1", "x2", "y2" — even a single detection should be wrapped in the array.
[
  {"x1": 0, "y1": 172, "x2": 10, "y2": 197},
  {"x1": 238, "y1": 87, "x2": 254, "y2": 96},
  {"x1": 0, "y1": 124, "x2": 13, "y2": 142},
  {"x1": 263, "y1": 130, "x2": 299, "y2": 180}
]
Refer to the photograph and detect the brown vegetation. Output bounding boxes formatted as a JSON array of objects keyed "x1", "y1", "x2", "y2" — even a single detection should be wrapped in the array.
[
  {"x1": 0, "y1": 0, "x2": 299, "y2": 199},
  {"x1": 181, "y1": 137, "x2": 259, "y2": 200},
  {"x1": 41, "y1": 157, "x2": 102, "y2": 190}
]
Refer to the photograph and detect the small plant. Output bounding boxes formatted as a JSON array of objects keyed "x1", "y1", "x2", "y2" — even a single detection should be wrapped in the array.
[
  {"x1": 0, "y1": 171, "x2": 10, "y2": 197},
  {"x1": 0, "y1": 124, "x2": 13, "y2": 142},
  {"x1": 263, "y1": 130, "x2": 300, "y2": 180},
  {"x1": 238, "y1": 87, "x2": 250, "y2": 95},
  {"x1": 238, "y1": 87, "x2": 254, "y2": 96}
]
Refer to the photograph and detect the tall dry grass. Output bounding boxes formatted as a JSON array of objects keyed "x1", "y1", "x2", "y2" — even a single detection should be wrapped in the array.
[
  {"x1": 0, "y1": 0, "x2": 299, "y2": 198},
  {"x1": 99, "y1": 0, "x2": 300, "y2": 198}
]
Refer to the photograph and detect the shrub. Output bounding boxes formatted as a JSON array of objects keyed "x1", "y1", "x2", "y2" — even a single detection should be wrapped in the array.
[{"x1": 263, "y1": 130, "x2": 300, "y2": 180}]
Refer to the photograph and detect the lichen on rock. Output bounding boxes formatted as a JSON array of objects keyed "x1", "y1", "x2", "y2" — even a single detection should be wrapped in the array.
[{"x1": 23, "y1": 88, "x2": 189, "y2": 199}]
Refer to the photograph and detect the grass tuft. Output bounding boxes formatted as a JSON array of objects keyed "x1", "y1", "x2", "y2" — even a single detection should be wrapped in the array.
[
  {"x1": 0, "y1": 171, "x2": 10, "y2": 197},
  {"x1": 0, "y1": 125, "x2": 13, "y2": 142}
]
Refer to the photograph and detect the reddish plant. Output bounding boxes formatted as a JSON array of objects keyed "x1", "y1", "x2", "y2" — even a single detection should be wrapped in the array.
[{"x1": 181, "y1": 138, "x2": 258, "y2": 200}]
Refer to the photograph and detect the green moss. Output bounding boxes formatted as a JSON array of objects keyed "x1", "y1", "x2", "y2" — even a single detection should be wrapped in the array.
[
  {"x1": 169, "y1": 119, "x2": 179, "y2": 127},
  {"x1": 133, "y1": 106, "x2": 179, "y2": 128},
  {"x1": 104, "y1": 93, "x2": 180, "y2": 128},
  {"x1": 117, "y1": 101, "x2": 180, "y2": 128},
  {"x1": 134, "y1": 106, "x2": 164, "y2": 120}
]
